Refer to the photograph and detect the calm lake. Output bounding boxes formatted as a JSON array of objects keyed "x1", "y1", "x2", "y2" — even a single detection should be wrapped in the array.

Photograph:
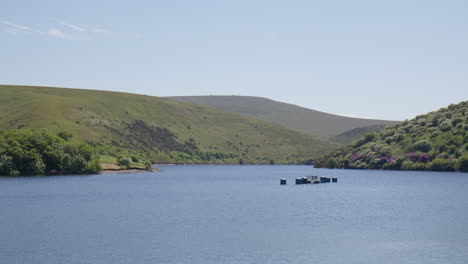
[{"x1": 1, "y1": 165, "x2": 468, "y2": 264}]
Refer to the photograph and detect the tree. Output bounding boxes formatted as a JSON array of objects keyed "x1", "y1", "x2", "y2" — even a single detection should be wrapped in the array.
[
  {"x1": 0, "y1": 154, "x2": 13, "y2": 175},
  {"x1": 70, "y1": 155, "x2": 87, "y2": 173},
  {"x1": 18, "y1": 150, "x2": 45, "y2": 175},
  {"x1": 327, "y1": 157, "x2": 338, "y2": 168},
  {"x1": 413, "y1": 140, "x2": 432, "y2": 152},
  {"x1": 428, "y1": 158, "x2": 454, "y2": 171},
  {"x1": 456, "y1": 155, "x2": 468, "y2": 172}
]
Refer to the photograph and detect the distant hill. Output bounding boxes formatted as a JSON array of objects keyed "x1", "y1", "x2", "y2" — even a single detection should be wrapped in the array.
[
  {"x1": 0, "y1": 85, "x2": 339, "y2": 164},
  {"x1": 167, "y1": 96, "x2": 399, "y2": 142},
  {"x1": 332, "y1": 125, "x2": 387, "y2": 144},
  {"x1": 314, "y1": 101, "x2": 468, "y2": 172}
]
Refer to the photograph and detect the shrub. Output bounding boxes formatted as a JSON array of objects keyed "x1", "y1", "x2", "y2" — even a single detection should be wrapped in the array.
[
  {"x1": 85, "y1": 159, "x2": 102, "y2": 174},
  {"x1": 419, "y1": 153, "x2": 429, "y2": 163},
  {"x1": 413, "y1": 140, "x2": 432, "y2": 152},
  {"x1": 70, "y1": 155, "x2": 87, "y2": 173},
  {"x1": 0, "y1": 154, "x2": 14, "y2": 175},
  {"x1": 405, "y1": 152, "x2": 420, "y2": 162},
  {"x1": 131, "y1": 155, "x2": 139, "y2": 162},
  {"x1": 439, "y1": 121, "x2": 451, "y2": 132},
  {"x1": 327, "y1": 157, "x2": 338, "y2": 168},
  {"x1": 456, "y1": 155, "x2": 468, "y2": 172},
  {"x1": 401, "y1": 161, "x2": 415, "y2": 170},
  {"x1": 428, "y1": 158, "x2": 455, "y2": 171},
  {"x1": 57, "y1": 131, "x2": 73, "y2": 141},
  {"x1": 452, "y1": 118, "x2": 463, "y2": 126},
  {"x1": 117, "y1": 156, "x2": 132, "y2": 168},
  {"x1": 144, "y1": 160, "x2": 153, "y2": 170}
]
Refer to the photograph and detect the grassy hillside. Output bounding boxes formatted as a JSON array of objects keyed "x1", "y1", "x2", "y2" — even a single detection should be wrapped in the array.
[
  {"x1": 332, "y1": 125, "x2": 387, "y2": 144},
  {"x1": 315, "y1": 101, "x2": 468, "y2": 172},
  {"x1": 167, "y1": 95, "x2": 399, "y2": 142},
  {"x1": 0, "y1": 85, "x2": 339, "y2": 164}
]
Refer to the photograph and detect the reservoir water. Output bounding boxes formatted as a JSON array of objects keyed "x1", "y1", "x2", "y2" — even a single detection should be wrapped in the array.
[{"x1": 1, "y1": 165, "x2": 468, "y2": 264}]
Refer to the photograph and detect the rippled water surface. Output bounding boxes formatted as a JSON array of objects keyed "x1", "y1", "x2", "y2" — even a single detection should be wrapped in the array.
[{"x1": 1, "y1": 165, "x2": 468, "y2": 264}]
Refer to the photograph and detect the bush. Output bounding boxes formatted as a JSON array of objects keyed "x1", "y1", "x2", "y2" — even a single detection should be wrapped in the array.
[
  {"x1": 452, "y1": 118, "x2": 463, "y2": 126},
  {"x1": 0, "y1": 154, "x2": 14, "y2": 175},
  {"x1": 57, "y1": 131, "x2": 73, "y2": 141},
  {"x1": 456, "y1": 155, "x2": 468, "y2": 172},
  {"x1": 439, "y1": 121, "x2": 451, "y2": 132},
  {"x1": 117, "y1": 156, "x2": 132, "y2": 168},
  {"x1": 327, "y1": 157, "x2": 338, "y2": 168},
  {"x1": 70, "y1": 155, "x2": 87, "y2": 173},
  {"x1": 428, "y1": 158, "x2": 455, "y2": 171},
  {"x1": 131, "y1": 155, "x2": 139, "y2": 162},
  {"x1": 413, "y1": 140, "x2": 432, "y2": 152},
  {"x1": 144, "y1": 160, "x2": 153, "y2": 170},
  {"x1": 401, "y1": 161, "x2": 415, "y2": 170}
]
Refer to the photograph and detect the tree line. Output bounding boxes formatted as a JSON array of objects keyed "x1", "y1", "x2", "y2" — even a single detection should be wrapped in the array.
[{"x1": 0, "y1": 129, "x2": 101, "y2": 176}]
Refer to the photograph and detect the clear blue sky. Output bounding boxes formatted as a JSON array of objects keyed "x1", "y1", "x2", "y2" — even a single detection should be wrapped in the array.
[{"x1": 1, "y1": 0, "x2": 467, "y2": 120}]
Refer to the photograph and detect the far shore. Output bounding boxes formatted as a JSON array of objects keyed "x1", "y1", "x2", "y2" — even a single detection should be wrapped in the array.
[{"x1": 101, "y1": 168, "x2": 158, "y2": 174}]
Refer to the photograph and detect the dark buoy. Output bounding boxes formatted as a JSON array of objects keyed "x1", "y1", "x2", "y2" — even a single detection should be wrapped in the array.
[
  {"x1": 332, "y1": 177, "x2": 338, "y2": 183},
  {"x1": 280, "y1": 178, "x2": 287, "y2": 185}
]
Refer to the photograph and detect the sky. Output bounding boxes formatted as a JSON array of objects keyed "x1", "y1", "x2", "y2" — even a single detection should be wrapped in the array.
[{"x1": 1, "y1": 0, "x2": 467, "y2": 121}]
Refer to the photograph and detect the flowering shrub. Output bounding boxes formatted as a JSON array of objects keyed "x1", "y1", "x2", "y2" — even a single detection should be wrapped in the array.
[
  {"x1": 379, "y1": 157, "x2": 389, "y2": 163},
  {"x1": 436, "y1": 154, "x2": 448, "y2": 159},
  {"x1": 350, "y1": 153, "x2": 367, "y2": 163},
  {"x1": 419, "y1": 153, "x2": 429, "y2": 163},
  {"x1": 389, "y1": 155, "x2": 399, "y2": 164},
  {"x1": 405, "y1": 152, "x2": 420, "y2": 162}
]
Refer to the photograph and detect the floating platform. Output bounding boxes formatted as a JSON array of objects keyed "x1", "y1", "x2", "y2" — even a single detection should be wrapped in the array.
[{"x1": 289, "y1": 176, "x2": 337, "y2": 185}]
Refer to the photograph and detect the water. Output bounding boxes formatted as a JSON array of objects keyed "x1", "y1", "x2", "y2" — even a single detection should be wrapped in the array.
[{"x1": 1, "y1": 165, "x2": 468, "y2": 264}]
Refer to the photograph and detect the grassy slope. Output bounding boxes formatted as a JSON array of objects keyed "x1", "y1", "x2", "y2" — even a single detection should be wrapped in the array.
[
  {"x1": 315, "y1": 101, "x2": 468, "y2": 171},
  {"x1": 167, "y1": 95, "x2": 399, "y2": 140},
  {"x1": 0, "y1": 85, "x2": 339, "y2": 162},
  {"x1": 332, "y1": 124, "x2": 387, "y2": 144}
]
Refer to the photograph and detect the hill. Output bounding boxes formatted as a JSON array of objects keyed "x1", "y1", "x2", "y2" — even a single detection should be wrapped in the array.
[
  {"x1": 167, "y1": 96, "x2": 399, "y2": 142},
  {"x1": 314, "y1": 101, "x2": 468, "y2": 172},
  {"x1": 0, "y1": 85, "x2": 339, "y2": 165},
  {"x1": 331, "y1": 125, "x2": 387, "y2": 144}
]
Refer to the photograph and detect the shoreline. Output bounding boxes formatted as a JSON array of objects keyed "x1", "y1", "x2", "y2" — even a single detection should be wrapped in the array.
[{"x1": 101, "y1": 169, "x2": 158, "y2": 174}]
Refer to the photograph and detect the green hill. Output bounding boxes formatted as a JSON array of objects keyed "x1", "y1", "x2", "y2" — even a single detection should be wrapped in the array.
[
  {"x1": 332, "y1": 124, "x2": 388, "y2": 144},
  {"x1": 314, "y1": 101, "x2": 468, "y2": 172},
  {"x1": 167, "y1": 96, "x2": 399, "y2": 143},
  {"x1": 0, "y1": 85, "x2": 339, "y2": 165}
]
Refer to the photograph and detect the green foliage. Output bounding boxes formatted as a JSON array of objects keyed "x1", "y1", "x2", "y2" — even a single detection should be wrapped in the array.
[
  {"x1": 130, "y1": 155, "x2": 139, "y2": 162},
  {"x1": 327, "y1": 157, "x2": 338, "y2": 168},
  {"x1": 314, "y1": 101, "x2": 468, "y2": 172},
  {"x1": 117, "y1": 156, "x2": 132, "y2": 168},
  {"x1": 0, "y1": 154, "x2": 12, "y2": 174},
  {"x1": 412, "y1": 140, "x2": 432, "y2": 152},
  {"x1": 57, "y1": 131, "x2": 73, "y2": 141},
  {"x1": 0, "y1": 85, "x2": 340, "y2": 163},
  {"x1": 428, "y1": 158, "x2": 455, "y2": 171},
  {"x1": 456, "y1": 155, "x2": 468, "y2": 172},
  {"x1": 144, "y1": 160, "x2": 153, "y2": 170},
  {"x1": 0, "y1": 129, "x2": 101, "y2": 176}
]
